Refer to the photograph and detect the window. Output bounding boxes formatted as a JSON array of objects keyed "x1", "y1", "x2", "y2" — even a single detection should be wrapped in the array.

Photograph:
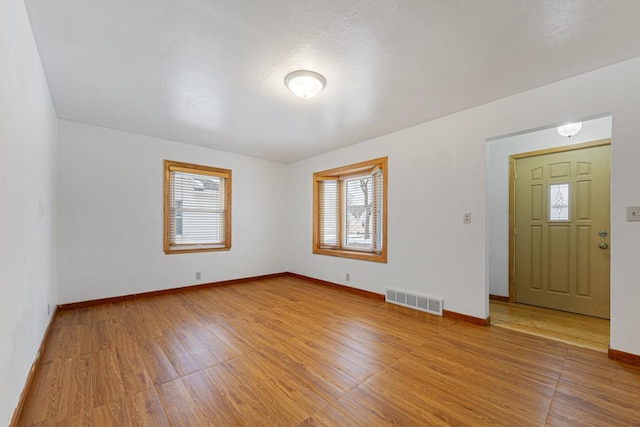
[
  {"x1": 164, "y1": 160, "x2": 231, "y2": 254},
  {"x1": 549, "y1": 183, "x2": 569, "y2": 221},
  {"x1": 313, "y1": 157, "x2": 387, "y2": 263}
]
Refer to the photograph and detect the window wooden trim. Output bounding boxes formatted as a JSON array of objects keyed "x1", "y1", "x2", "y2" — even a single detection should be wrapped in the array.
[
  {"x1": 313, "y1": 157, "x2": 387, "y2": 263},
  {"x1": 164, "y1": 160, "x2": 232, "y2": 254}
]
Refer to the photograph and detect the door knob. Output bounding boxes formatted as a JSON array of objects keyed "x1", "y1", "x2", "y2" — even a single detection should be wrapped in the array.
[
  {"x1": 599, "y1": 242, "x2": 609, "y2": 249},
  {"x1": 599, "y1": 230, "x2": 608, "y2": 237}
]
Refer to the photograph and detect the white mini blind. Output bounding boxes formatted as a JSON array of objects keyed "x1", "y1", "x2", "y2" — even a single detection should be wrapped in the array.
[
  {"x1": 169, "y1": 168, "x2": 228, "y2": 248},
  {"x1": 318, "y1": 179, "x2": 340, "y2": 248},
  {"x1": 371, "y1": 166, "x2": 383, "y2": 253}
]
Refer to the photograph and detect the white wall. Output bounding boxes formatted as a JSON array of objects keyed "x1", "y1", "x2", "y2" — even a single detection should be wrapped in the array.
[
  {"x1": 0, "y1": 0, "x2": 58, "y2": 424},
  {"x1": 487, "y1": 116, "x2": 612, "y2": 297},
  {"x1": 288, "y1": 57, "x2": 640, "y2": 356},
  {"x1": 287, "y1": 115, "x2": 487, "y2": 319},
  {"x1": 57, "y1": 121, "x2": 288, "y2": 303}
]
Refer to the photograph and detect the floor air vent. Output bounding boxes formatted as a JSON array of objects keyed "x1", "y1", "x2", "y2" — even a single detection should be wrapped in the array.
[{"x1": 386, "y1": 288, "x2": 443, "y2": 316}]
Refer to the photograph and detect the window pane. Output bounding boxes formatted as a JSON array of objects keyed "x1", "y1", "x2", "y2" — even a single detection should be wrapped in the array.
[
  {"x1": 171, "y1": 171, "x2": 226, "y2": 245},
  {"x1": 344, "y1": 177, "x2": 373, "y2": 250},
  {"x1": 549, "y1": 183, "x2": 569, "y2": 221}
]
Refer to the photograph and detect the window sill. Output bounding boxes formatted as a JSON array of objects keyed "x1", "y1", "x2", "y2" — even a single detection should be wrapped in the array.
[
  {"x1": 313, "y1": 248, "x2": 387, "y2": 263},
  {"x1": 164, "y1": 246, "x2": 231, "y2": 255}
]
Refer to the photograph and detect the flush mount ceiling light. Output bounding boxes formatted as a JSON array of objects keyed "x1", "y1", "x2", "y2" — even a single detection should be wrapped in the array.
[
  {"x1": 285, "y1": 70, "x2": 326, "y2": 98},
  {"x1": 557, "y1": 122, "x2": 583, "y2": 137}
]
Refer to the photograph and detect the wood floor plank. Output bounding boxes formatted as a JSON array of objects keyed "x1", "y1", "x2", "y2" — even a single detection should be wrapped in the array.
[
  {"x1": 331, "y1": 318, "x2": 423, "y2": 354},
  {"x1": 547, "y1": 347, "x2": 640, "y2": 426},
  {"x1": 287, "y1": 334, "x2": 374, "y2": 383},
  {"x1": 86, "y1": 349, "x2": 125, "y2": 408},
  {"x1": 276, "y1": 336, "x2": 363, "y2": 392},
  {"x1": 84, "y1": 399, "x2": 132, "y2": 426},
  {"x1": 114, "y1": 342, "x2": 154, "y2": 396},
  {"x1": 242, "y1": 349, "x2": 329, "y2": 416},
  {"x1": 201, "y1": 363, "x2": 282, "y2": 425},
  {"x1": 17, "y1": 276, "x2": 640, "y2": 426},
  {"x1": 17, "y1": 360, "x2": 64, "y2": 426},
  {"x1": 278, "y1": 299, "x2": 349, "y2": 326},
  {"x1": 223, "y1": 356, "x2": 311, "y2": 425},
  {"x1": 305, "y1": 393, "x2": 387, "y2": 426},
  {"x1": 357, "y1": 372, "x2": 460, "y2": 427},
  {"x1": 95, "y1": 318, "x2": 134, "y2": 349},
  {"x1": 172, "y1": 329, "x2": 223, "y2": 370},
  {"x1": 176, "y1": 325, "x2": 238, "y2": 363},
  {"x1": 412, "y1": 328, "x2": 566, "y2": 390},
  {"x1": 202, "y1": 320, "x2": 261, "y2": 356},
  {"x1": 304, "y1": 327, "x2": 398, "y2": 372},
  {"x1": 133, "y1": 339, "x2": 179, "y2": 386},
  {"x1": 156, "y1": 331, "x2": 218, "y2": 377},
  {"x1": 178, "y1": 370, "x2": 242, "y2": 426},
  {"x1": 157, "y1": 378, "x2": 209, "y2": 426},
  {"x1": 126, "y1": 388, "x2": 170, "y2": 426},
  {"x1": 39, "y1": 324, "x2": 97, "y2": 362},
  {"x1": 222, "y1": 316, "x2": 291, "y2": 350},
  {"x1": 445, "y1": 323, "x2": 568, "y2": 380},
  {"x1": 400, "y1": 348, "x2": 554, "y2": 424},
  {"x1": 54, "y1": 354, "x2": 92, "y2": 421},
  {"x1": 246, "y1": 345, "x2": 346, "y2": 403},
  {"x1": 38, "y1": 327, "x2": 68, "y2": 364},
  {"x1": 49, "y1": 410, "x2": 92, "y2": 426},
  {"x1": 352, "y1": 381, "x2": 464, "y2": 426},
  {"x1": 321, "y1": 321, "x2": 406, "y2": 362},
  {"x1": 122, "y1": 314, "x2": 163, "y2": 342}
]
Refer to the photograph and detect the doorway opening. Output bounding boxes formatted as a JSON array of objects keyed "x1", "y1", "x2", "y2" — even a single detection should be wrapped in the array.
[{"x1": 486, "y1": 115, "x2": 612, "y2": 351}]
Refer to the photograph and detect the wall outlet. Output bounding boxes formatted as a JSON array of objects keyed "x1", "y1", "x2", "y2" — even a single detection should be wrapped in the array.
[
  {"x1": 463, "y1": 212, "x2": 472, "y2": 224},
  {"x1": 346, "y1": 273, "x2": 350, "y2": 281},
  {"x1": 627, "y1": 206, "x2": 640, "y2": 222},
  {"x1": 195, "y1": 272, "x2": 201, "y2": 280}
]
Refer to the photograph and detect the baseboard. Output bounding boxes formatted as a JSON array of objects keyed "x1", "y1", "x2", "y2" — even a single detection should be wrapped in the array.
[
  {"x1": 608, "y1": 347, "x2": 640, "y2": 367},
  {"x1": 286, "y1": 272, "x2": 385, "y2": 301},
  {"x1": 10, "y1": 307, "x2": 59, "y2": 427},
  {"x1": 58, "y1": 272, "x2": 288, "y2": 310},
  {"x1": 489, "y1": 294, "x2": 509, "y2": 302},
  {"x1": 443, "y1": 309, "x2": 490, "y2": 326}
]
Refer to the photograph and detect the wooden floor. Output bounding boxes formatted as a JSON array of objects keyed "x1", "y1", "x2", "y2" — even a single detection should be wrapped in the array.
[
  {"x1": 17, "y1": 276, "x2": 640, "y2": 426},
  {"x1": 490, "y1": 300, "x2": 610, "y2": 353}
]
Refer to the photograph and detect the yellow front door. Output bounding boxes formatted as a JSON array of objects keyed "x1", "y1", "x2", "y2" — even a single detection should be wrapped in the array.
[{"x1": 513, "y1": 141, "x2": 610, "y2": 318}]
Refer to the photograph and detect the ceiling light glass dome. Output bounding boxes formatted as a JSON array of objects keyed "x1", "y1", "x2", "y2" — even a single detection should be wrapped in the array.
[{"x1": 285, "y1": 70, "x2": 326, "y2": 98}]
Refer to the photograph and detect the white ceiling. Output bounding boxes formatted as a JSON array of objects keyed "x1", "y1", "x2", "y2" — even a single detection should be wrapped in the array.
[{"x1": 25, "y1": 0, "x2": 640, "y2": 163}]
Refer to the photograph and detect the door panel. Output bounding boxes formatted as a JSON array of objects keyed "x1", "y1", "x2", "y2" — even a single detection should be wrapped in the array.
[
  {"x1": 548, "y1": 225, "x2": 570, "y2": 294},
  {"x1": 514, "y1": 143, "x2": 610, "y2": 318},
  {"x1": 576, "y1": 226, "x2": 591, "y2": 296},
  {"x1": 531, "y1": 226, "x2": 542, "y2": 290}
]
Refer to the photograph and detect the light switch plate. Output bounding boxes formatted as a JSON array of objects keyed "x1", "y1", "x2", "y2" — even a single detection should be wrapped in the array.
[{"x1": 627, "y1": 206, "x2": 640, "y2": 222}]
